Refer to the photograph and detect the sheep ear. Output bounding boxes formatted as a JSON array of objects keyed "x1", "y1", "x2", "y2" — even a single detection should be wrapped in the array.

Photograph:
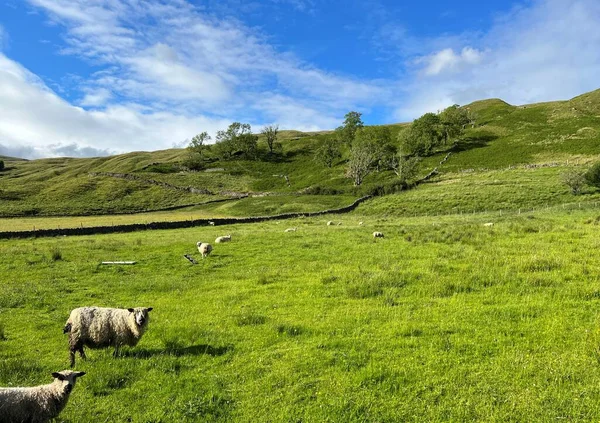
[
  {"x1": 52, "y1": 372, "x2": 65, "y2": 380},
  {"x1": 76, "y1": 372, "x2": 86, "y2": 378},
  {"x1": 127, "y1": 308, "x2": 135, "y2": 313},
  {"x1": 146, "y1": 307, "x2": 153, "y2": 312}
]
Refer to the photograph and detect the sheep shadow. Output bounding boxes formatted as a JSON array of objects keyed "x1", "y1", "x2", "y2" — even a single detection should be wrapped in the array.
[{"x1": 121, "y1": 344, "x2": 233, "y2": 359}]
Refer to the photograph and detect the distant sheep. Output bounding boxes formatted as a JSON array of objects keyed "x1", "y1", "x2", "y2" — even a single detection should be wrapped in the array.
[
  {"x1": 284, "y1": 227, "x2": 297, "y2": 233},
  {"x1": 208, "y1": 221, "x2": 215, "y2": 226},
  {"x1": 63, "y1": 306, "x2": 153, "y2": 367},
  {"x1": 358, "y1": 222, "x2": 364, "y2": 226},
  {"x1": 0, "y1": 370, "x2": 86, "y2": 423},
  {"x1": 197, "y1": 242, "x2": 213, "y2": 258},
  {"x1": 327, "y1": 221, "x2": 334, "y2": 226},
  {"x1": 337, "y1": 222, "x2": 342, "y2": 226},
  {"x1": 215, "y1": 235, "x2": 232, "y2": 243},
  {"x1": 483, "y1": 222, "x2": 494, "y2": 227},
  {"x1": 373, "y1": 231, "x2": 384, "y2": 239}
]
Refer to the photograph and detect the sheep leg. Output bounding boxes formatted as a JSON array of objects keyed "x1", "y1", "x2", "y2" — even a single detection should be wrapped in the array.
[
  {"x1": 79, "y1": 347, "x2": 87, "y2": 360},
  {"x1": 69, "y1": 349, "x2": 76, "y2": 368},
  {"x1": 113, "y1": 346, "x2": 120, "y2": 358}
]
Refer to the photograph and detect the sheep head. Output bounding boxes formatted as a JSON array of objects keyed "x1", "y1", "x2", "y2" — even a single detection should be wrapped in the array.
[{"x1": 127, "y1": 307, "x2": 153, "y2": 327}]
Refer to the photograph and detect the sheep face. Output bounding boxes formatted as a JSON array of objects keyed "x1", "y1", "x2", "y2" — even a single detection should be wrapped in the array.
[
  {"x1": 52, "y1": 370, "x2": 86, "y2": 393},
  {"x1": 127, "y1": 307, "x2": 153, "y2": 327}
]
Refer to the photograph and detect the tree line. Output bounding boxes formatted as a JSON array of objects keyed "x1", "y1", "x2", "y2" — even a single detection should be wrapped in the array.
[{"x1": 184, "y1": 105, "x2": 475, "y2": 187}]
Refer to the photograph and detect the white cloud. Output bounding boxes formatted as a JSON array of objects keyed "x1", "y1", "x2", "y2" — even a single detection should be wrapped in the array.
[
  {"x1": 420, "y1": 47, "x2": 484, "y2": 76},
  {"x1": 0, "y1": 53, "x2": 231, "y2": 158},
  {"x1": 396, "y1": 0, "x2": 600, "y2": 120}
]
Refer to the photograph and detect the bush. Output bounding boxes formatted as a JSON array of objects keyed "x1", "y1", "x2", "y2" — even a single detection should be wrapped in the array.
[
  {"x1": 585, "y1": 162, "x2": 600, "y2": 188},
  {"x1": 561, "y1": 170, "x2": 586, "y2": 194}
]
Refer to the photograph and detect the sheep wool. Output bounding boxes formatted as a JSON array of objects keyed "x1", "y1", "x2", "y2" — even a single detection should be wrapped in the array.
[
  {"x1": 0, "y1": 370, "x2": 85, "y2": 423},
  {"x1": 373, "y1": 231, "x2": 384, "y2": 239},
  {"x1": 197, "y1": 242, "x2": 213, "y2": 258},
  {"x1": 215, "y1": 235, "x2": 232, "y2": 243},
  {"x1": 64, "y1": 306, "x2": 152, "y2": 367}
]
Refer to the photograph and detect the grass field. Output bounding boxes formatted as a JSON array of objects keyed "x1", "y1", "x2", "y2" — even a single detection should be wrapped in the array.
[{"x1": 2, "y1": 209, "x2": 600, "y2": 421}]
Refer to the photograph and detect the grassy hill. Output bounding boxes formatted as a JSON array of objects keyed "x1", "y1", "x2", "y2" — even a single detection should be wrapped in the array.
[{"x1": 0, "y1": 89, "x2": 599, "y2": 219}]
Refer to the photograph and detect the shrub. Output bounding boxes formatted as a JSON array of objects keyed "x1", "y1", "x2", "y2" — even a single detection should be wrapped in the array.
[
  {"x1": 585, "y1": 162, "x2": 600, "y2": 188},
  {"x1": 561, "y1": 170, "x2": 586, "y2": 194}
]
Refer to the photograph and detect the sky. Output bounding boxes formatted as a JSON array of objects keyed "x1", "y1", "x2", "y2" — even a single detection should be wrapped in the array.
[{"x1": 0, "y1": 0, "x2": 599, "y2": 159}]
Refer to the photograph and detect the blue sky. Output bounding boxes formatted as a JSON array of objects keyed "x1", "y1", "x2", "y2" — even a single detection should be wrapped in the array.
[{"x1": 0, "y1": 0, "x2": 599, "y2": 158}]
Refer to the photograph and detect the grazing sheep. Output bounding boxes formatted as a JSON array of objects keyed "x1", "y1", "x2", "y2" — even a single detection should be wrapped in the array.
[
  {"x1": 337, "y1": 222, "x2": 342, "y2": 226},
  {"x1": 215, "y1": 235, "x2": 232, "y2": 243},
  {"x1": 63, "y1": 306, "x2": 153, "y2": 367},
  {"x1": 208, "y1": 221, "x2": 215, "y2": 226},
  {"x1": 373, "y1": 231, "x2": 384, "y2": 239},
  {"x1": 197, "y1": 242, "x2": 213, "y2": 258},
  {"x1": 284, "y1": 227, "x2": 297, "y2": 233},
  {"x1": 0, "y1": 370, "x2": 85, "y2": 423},
  {"x1": 483, "y1": 222, "x2": 494, "y2": 227},
  {"x1": 327, "y1": 221, "x2": 334, "y2": 226},
  {"x1": 358, "y1": 222, "x2": 364, "y2": 226}
]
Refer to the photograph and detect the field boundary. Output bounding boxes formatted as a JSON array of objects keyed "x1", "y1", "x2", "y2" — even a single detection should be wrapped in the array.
[{"x1": 0, "y1": 196, "x2": 372, "y2": 239}]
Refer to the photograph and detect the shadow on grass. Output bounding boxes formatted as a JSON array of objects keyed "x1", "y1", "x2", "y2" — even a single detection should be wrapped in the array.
[
  {"x1": 121, "y1": 344, "x2": 233, "y2": 359},
  {"x1": 450, "y1": 131, "x2": 498, "y2": 153}
]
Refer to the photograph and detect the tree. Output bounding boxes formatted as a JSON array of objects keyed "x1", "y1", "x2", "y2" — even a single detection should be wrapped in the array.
[
  {"x1": 391, "y1": 155, "x2": 421, "y2": 183},
  {"x1": 261, "y1": 125, "x2": 280, "y2": 154},
  {"x1": 585, "y1": 162, "x2": 600, "y2": 188},
  {"x1": 336, "y1": 111, "x2": 364, "y2": 146},
  {"x1": 439, "y1": 105, "x2": 470, "y2": 145},
  {"x1": 398, "y1": 112, "x2": 442, "y2": 157},
  {"x1": 314, "y1": 138, "x2": 341, "y2": 168},
  {"x1": 353, "y1": 126, "x2": 395, "y2": 172},
  {"x1": 183, "y1": 132, "x2": 211, "y2": 170},
  {"x1": 345, "y1": 128, "x2": 384, "y2": 186},
  {"x1": 561, "y1": 170, "x2": 585, "y2": 195},
  {"x1": 214, "y1": 122, "x2": 258, "y2": 160}
]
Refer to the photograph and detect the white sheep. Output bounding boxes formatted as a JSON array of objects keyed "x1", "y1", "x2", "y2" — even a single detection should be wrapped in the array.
[
  {"x1": 208, "y1": 221, "x2": 215, "y2": 226},
  {"x1": 63, "y1": 306, "x2": 153, "y2": 367},
  {"x1": 197, "y1": 241, "x2": 213, "y2": 258},
  {"x1": 215, "y1": 235, "x2": 232, "y2": 243},
  {"x1": 0, "y1": 370, "x2": 85, "y2": 422},
  {"x1": 284, "y1": 227, "x2": 297, "y2": 232},
  {"x1": 358, "y1": 221, "x2": 364, "y2": 226},
  {"x1": 327, "y1": 221, "x2": 334, "y2": 226},
  {"x1": 483, "y1": 222, "x2": 494, "y2": 227},
  {"x1": 337, "y1": 222, "x2": 342, "y2": 226},
  {"x1": 373, "y1": 231, "x2": 384, "y2": 239}
]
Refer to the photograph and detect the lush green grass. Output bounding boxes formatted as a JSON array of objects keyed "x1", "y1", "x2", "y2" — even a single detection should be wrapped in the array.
[
  {"x1": 0, "y1": 195, "x2": 357, "y2": 232},
  {"x1": 2, "y1": 209, "x2": 600, "y2": 421}
]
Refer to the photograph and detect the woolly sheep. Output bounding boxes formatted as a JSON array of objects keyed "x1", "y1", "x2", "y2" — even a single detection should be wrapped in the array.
[
  {"x1": 208, "y1": 221, "x2": 215, "y2": 226},
  {"x1": 284, "y1": 227, "x2": 297, "y2": 232},
  {"x1": 483, "y1": 222, "x2": 494, "y2": 227},
  {"x1": 0, "y1": 370, "x2": 85, "y2": 423},
  {"x1": 373, "y1": 231, "x2": 384, "y2": 239},
  {"x1": 358, "y1": 221, "x2": 364, "y2": 226},
  {"x1": 63, "y1": 306, "x2": 153, "y2": 367},
  {"x1": 215, "y1": 235, "x2": 232, "y2": 243},
  {"x1": 197, "y1": 242, "x2": 213, "y2": 258},
  {"x1": 327, "y1": 221, "x2": 334, "y2": 226}
]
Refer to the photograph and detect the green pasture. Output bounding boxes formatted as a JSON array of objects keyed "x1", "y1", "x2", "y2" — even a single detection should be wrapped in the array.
[{"x1": 2, "y1": 209, "x2": 600, "y2": 421}]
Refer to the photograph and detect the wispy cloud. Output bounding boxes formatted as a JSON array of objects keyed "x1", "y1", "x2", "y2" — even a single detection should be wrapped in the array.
[{"x1": 394, "y1": 0, "x2": 600, "y2": 119}]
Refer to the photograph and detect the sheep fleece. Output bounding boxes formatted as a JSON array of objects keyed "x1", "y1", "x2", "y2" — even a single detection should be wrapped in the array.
[
  {"x1": 66, "y1": 307, "x2": 148, "y2": 350},
  {"x1": 0, "y1": 381, "x2": 70, "y2": 423}
]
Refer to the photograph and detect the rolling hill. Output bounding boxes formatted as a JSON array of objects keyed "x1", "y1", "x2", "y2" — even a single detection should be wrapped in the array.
[{"x1": 0, "y1": 89, "x2": 599, "y2": 219}]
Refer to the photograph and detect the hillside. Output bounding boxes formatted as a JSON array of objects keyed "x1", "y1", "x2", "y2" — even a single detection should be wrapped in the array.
[{"x1": 0, "y1": 89, "x2": 599, "y2": 219}]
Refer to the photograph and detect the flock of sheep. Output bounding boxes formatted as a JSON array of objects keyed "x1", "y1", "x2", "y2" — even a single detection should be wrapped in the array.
[{"x1": 0, "y1": 226, "x2": 383, "y2": 421}]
